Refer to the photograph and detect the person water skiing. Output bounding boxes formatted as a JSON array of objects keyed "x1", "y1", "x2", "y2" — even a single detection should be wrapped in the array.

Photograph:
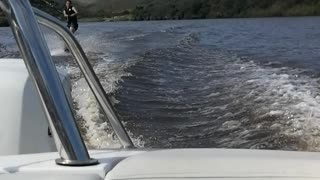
[{"x1": 63, "y1": 0, "x2": 78, "y2": 52}]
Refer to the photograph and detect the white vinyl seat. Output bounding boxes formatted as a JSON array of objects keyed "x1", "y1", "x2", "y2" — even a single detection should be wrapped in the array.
[{"x1": 106, "y1": 149, "x2": 320, "y2": 180}]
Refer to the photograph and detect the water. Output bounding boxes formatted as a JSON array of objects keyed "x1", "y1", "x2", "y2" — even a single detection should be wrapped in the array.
[{"x1": 1, "y1": 17, "x2": 320, "y2": 151}]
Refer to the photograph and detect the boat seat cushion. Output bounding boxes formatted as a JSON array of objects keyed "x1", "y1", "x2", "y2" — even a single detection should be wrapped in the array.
[{"x1": 106, "y1": 149, "x2": 320, "y2": 180}]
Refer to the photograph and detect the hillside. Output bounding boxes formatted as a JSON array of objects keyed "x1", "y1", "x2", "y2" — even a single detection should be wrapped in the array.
[
  {"x1": 58, "y1": 0, "x2": 139, "y2": 18},
  {"x1": 0, "y1": 0, "x2": 140, "y2": 26},
  {"x1": 2, "y1": 0, "x2": 320, "y2": 27},
  {"x1": 133, "y1": 0, "x2": 320, "y2": 20},
  {"x1": 0, "y1": 0, "x2": 61, "y2": 26}
]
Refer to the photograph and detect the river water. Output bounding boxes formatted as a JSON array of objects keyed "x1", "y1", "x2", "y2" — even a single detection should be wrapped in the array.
[{"x1": 1, "y1": 17, "x2": 320, "y2": 151}]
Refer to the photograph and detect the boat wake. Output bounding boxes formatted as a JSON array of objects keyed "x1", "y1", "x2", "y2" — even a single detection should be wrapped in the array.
[
  {"x1": 1, "y1": 21, "x2": 320, "y2": 151},
  {"x1": 115, "y1": 44, "x2": 320, "y2": 151}
]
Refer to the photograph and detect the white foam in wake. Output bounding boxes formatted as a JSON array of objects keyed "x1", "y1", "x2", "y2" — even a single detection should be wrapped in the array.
[
  {"x1": 237, "y1": 60, "x2": 320, "y2": 151},
  {"x1": 47, "y1": 27, "x2": 145, "y2": 148},
  {"x1": 69, "y1": 61, "x2": 145, "y2": 149}
]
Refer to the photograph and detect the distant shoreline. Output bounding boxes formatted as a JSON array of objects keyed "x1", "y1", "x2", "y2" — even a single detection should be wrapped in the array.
[
  {"x1": 77, "y1": 15, "x2": 320, "y2": 23},
  {"x1": 0, "y1": 16, "x2": 129, "y2": 27},
  {"x1": 1, "y1": 15, "x2": 320, "y2": 27},
  {"x1": 3, "y1": 0, "x2": 320, "y2": 27},
  {"x1": 78, "y1": 17, "x2": 105, "y2": 22}
]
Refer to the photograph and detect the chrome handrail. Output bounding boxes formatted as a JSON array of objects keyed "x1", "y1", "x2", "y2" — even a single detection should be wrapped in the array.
[
  {"x1": 33, "y1": 9, "x2": 134, "y2": 149},
  {"x1": 0, "y1": 0, "x2": 98, "y2": 166}
]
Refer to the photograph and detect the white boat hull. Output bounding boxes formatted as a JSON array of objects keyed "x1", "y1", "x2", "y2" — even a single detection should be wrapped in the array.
[{"x1": 0, "y1": 59, "x2": 71, "y2": 155}]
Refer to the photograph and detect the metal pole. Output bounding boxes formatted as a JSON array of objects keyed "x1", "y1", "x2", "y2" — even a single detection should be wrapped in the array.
[
  {"x1": 0, "y1": 0, "x2": 98, "y2": 166},
  {"x1": 33, "y1": 8, "x2": 134, "y2": 148}
]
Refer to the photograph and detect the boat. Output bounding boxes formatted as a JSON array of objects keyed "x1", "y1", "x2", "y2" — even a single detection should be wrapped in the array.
[{"x1": 1, "y1": 0, "x2": 320, "y2": 179}]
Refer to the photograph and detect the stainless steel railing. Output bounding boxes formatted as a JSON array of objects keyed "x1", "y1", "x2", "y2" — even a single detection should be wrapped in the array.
[
  {"x1": 34, "y1": 9, "x2": 134, "y2": 149},
  {"x1": 0, "y1": 0, "x2": 97, "y2": 166},
  {"x1": 0, "y1": 0, "x2": 133, "y2": 166}
]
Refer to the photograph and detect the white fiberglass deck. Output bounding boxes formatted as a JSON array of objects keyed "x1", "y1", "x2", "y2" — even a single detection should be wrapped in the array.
[{"x1": 1, "y1": 149, "x2": 320, "y2": 180}]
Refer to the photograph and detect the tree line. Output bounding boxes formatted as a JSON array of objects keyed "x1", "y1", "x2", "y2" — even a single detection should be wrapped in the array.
[
  {"x1": 133, "y1": 0, "x2": 320, "y2": 20},
  {"x1": 2, "y1": 0, "x2": 320, "y2": 26}
]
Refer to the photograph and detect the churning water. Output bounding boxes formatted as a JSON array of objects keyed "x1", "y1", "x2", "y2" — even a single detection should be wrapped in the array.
[{"x1": 2, "y1": 17, "x2": 320, "y2": 151}]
